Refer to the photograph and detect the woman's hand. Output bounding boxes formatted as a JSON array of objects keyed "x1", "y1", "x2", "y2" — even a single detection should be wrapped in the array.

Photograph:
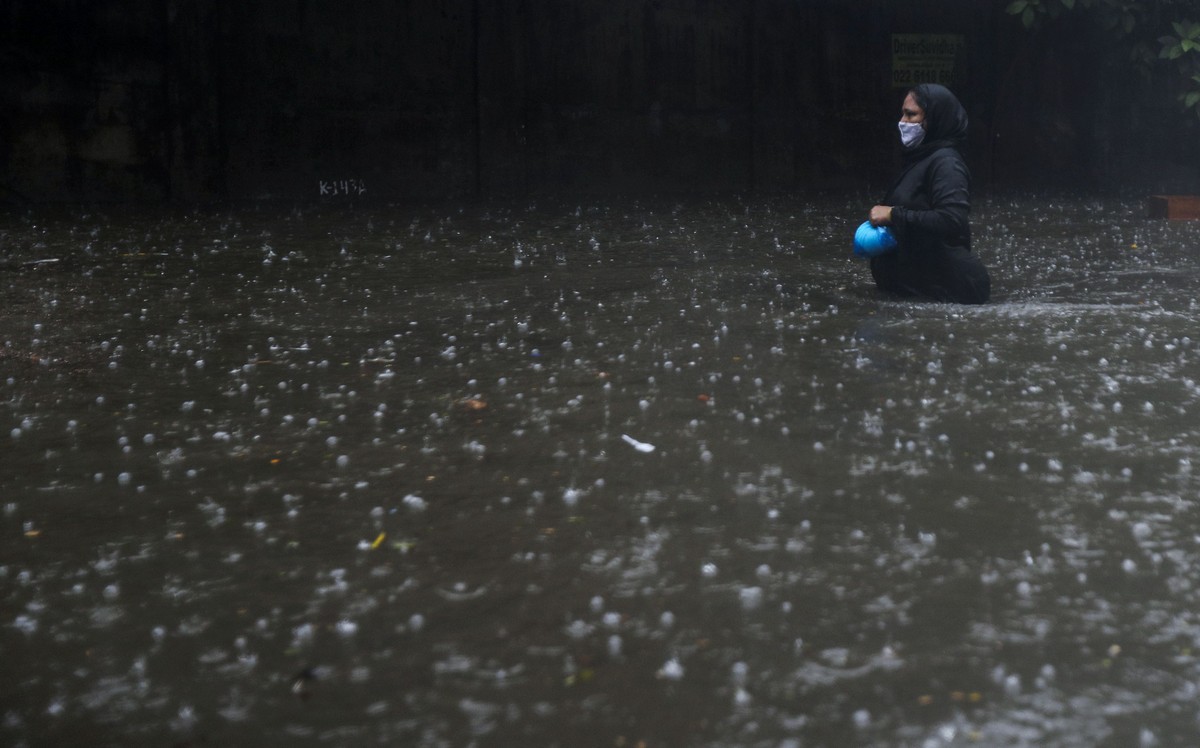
[{"x1": 869, "y1": 205, "x2": 893, "y2": 227}]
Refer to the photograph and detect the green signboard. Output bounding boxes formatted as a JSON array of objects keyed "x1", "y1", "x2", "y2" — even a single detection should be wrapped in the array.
[{"x1": 891, "y1": 34, "x2": 965, "y2": 88}]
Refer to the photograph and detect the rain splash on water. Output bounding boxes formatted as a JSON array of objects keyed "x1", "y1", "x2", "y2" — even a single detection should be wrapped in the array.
[{"x1": 3, "y1": 194, "x2": 1200, "y2": 746}]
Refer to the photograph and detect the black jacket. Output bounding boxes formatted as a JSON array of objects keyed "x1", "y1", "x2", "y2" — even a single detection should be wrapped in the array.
[{"x1": 870, "y1": 84, "x2": 990, "y2": 304}]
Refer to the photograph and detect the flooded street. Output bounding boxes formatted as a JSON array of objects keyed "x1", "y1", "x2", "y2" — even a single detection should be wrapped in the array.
[{"x1": 4, "y1": 194, "x2": 1200, "y2": 746}]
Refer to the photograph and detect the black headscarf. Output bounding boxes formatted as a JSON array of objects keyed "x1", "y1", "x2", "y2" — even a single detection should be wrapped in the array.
[{"x1": 903, "y1": 83, "x2": 968, "y2": 162}]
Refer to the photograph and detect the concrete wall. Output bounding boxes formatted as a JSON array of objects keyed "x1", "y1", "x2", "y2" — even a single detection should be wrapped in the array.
[
  {"x1": 2, "y1": 0, "x2": 1197, "y2": 204},
  {"x1": 3, "y1": 1, "x2": 172, "y2": 202},
  {"x1": 214, "y1": 1, "x2": 480, "y2": 201}
]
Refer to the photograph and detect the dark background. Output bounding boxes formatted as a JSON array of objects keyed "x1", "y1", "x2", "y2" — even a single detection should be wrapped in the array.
[{"x1": 2, "y1": 0, "x2": 1197, "y2": 205}]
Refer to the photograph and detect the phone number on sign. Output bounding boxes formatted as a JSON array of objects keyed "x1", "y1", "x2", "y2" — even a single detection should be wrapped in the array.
[{"x1": 893, "y1": 67, "x2": 955, "y2": 86}]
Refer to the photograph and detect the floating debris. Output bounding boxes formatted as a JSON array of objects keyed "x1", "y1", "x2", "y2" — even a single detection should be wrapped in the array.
[{"x1": 620, "y1": 434, "x2": 655, "y2": 453}]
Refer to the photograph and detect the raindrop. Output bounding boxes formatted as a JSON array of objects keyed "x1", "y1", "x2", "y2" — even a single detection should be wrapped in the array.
[
  {"x1": 607, "y1": 635, "x2": 622, "y2": 657},
  {"x1": 1004, "y1": 674, "x2": 1021, "y2": 696},
  {"x1": 731, "y1": 661, "x2": 749, "y2": 685},
  {"x1": 739, "y1": 587, "x2": 764, "y2": 610},
  {"x1": 658, "y1": 658, "x2": 684, "y2": 681}
]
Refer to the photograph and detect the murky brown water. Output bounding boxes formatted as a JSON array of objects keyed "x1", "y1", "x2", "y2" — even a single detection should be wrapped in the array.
[{"x1": 4, "y1": 195, "x2": 1200, "y2": 746}]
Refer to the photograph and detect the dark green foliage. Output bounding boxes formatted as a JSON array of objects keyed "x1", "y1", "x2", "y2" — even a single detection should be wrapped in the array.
[{"x1": 1006, "y1": 0, "x2": 1200, "y2": 119}]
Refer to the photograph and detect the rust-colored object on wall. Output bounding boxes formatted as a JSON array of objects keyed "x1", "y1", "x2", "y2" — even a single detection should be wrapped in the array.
[{"x1": 1148, "y1": 195, "x2": 1200, "y2": 220}]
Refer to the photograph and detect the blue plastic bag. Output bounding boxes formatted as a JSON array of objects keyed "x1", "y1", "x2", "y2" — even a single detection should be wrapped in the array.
[{"x1": 852, "y1": 220, "x2": 898, "y2": 258}]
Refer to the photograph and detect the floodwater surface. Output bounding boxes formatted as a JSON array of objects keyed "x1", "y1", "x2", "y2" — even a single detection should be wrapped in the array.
[{"x1": 4, "y1": 195, "x2": 1200, "y2": 747}]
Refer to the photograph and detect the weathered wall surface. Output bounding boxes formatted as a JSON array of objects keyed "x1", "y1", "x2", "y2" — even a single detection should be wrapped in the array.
[
  {"x1": 215, "y1": 1, "x2": 479, "y2": 201},
  {"x1": 1, "y1": 0, "x2": 1196, "y2": 204},
  {"x1": 3, "y1": 2, "x2": 172, "y2": 202},
  {"x1": 481, "y1": 0, "x2": 760, "y2": 195}
]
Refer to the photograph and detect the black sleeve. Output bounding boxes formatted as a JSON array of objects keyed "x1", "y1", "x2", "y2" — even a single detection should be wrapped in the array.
[{"x1": 892, "y1": 152, "x2": 969, "y2": 239}]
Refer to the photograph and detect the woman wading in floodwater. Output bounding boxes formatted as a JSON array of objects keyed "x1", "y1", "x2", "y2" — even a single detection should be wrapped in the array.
[{"x1": 867, "y1": 83, "x2": 990, "y2": 304}]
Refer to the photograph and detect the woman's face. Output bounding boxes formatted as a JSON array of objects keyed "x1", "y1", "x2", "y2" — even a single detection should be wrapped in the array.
[{"x1": 901, "y1": 93, "x2": 925, "y2": 126}]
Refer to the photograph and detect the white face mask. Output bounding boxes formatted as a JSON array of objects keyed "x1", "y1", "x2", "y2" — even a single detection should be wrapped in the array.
[{"x1": 898, "y1": 121, "x2": 925, "y2": 148}]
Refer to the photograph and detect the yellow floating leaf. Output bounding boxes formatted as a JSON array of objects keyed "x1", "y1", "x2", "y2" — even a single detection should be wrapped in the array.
[{"x1": 370, "y1": 532, "x2": 386, "y2": 550}]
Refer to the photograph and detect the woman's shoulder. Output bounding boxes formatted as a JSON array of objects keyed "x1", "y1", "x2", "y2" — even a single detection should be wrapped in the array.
[
  {"x1": 925, "y1": 145, "x2": 965, "y2": 164},
  {"x1": 923, "y1": 146, "x2": 968, "y2": 177},
  {"x1": 907, "y1": 144, "x2": 965, "y2": 174}
]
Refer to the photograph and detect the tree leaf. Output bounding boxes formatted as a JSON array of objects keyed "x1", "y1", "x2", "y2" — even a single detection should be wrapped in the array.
[
  {"x1": 1006, "y1": 0, "x2": 1029, "y2": 14},
  {"x1": 1022, "y1": 6, "x2": 1036, "y2": 26},
  {"x1": 1062, "y1": 0, "x2": 1075, "y2": 8}
]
